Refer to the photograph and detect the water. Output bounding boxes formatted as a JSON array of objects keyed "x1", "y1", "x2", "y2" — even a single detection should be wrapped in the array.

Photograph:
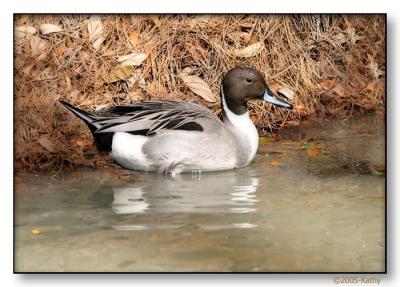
[{"x1": 14, "y1": 115, "x2": 385, "y2": 272}]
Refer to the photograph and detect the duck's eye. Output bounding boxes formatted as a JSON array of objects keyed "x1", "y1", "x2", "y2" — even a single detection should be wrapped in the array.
[{"x1": 245, "y1": 78, "x2": 253, "y2": 84}]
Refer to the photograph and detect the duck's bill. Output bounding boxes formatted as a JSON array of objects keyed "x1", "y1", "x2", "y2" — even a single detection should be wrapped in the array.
[{"x1": 263, "y1": 88, "x2": 293, "y2": 109}]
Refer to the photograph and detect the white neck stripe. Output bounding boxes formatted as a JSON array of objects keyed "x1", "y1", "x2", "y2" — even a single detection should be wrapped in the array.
[{"x1": 221, "y1": 85, "x2": 259, "y2": 165}]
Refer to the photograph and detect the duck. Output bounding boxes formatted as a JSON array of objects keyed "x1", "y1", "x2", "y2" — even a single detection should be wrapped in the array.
[{"x1": 60, "y1": 67, "x2": 293, "y2": 175}]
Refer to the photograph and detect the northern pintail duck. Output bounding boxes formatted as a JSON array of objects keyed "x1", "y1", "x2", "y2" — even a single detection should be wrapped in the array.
[{"x1": 60, "y1": 67, "x2": 293, "y2": 175}]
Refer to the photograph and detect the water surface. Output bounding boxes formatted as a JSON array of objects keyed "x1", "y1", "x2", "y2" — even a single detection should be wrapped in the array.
[{"x1": 15, "y1": 115, "x2": 385, "y2": 272}]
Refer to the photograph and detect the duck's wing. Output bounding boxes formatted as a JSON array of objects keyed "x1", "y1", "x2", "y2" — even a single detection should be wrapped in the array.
[{"x1": 92, "y1": 100, "x2": 221, "y2": 135}]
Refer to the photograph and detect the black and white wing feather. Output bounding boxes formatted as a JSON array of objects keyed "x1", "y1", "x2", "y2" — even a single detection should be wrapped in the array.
[{"x1": 63, "y1": 100, "x2": 220, "y2": 136}]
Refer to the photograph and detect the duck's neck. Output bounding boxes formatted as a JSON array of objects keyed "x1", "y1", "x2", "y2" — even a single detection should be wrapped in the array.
[{"x1": 221, "y1": 87, "x2": 259, "y2": 165}]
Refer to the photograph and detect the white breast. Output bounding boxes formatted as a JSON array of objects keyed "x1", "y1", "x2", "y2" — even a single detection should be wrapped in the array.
[{"x1": 222, "y1": 93, "x2": 259, "y2": 165}]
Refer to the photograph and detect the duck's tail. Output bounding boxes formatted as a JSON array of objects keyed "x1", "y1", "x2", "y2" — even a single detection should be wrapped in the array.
[
  {"x1": 59, "y1": 100, "x2": 98, "y2": 132},
  {"x1": 59, "y1": 100, "x2": 114, "y2": 152}
]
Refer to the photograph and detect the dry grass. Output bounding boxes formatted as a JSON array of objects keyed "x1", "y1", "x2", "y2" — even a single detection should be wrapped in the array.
[{"x1": 14, "y1": 14, "x2": 385, "y2": 171}]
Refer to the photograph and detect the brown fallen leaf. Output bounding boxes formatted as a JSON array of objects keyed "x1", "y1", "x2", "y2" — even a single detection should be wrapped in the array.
[
  {"x1": 270, "y1": 160, "x2": 281, "y2": 166},
  {"x1": 277, "y1": 85, "x2": 295, "y2": 100},
  {"x1": 128, "y1": 31, "x2": 139, "y2": 46},
  {"x1": 104, "y1": 65, "x2": 135, "y2": 83},
  {"x1": 179, "y1": 72, "x2": 218, "y2": 102},
  {"x1": 294, "y1": 104, "x2": 307, "y2": 116},
  {"x1": 118, "y1": 52, "x2": 148, "y2": 66},
  {"x1": 30, "y1": 35, "x2": 48, "y2": 60},
  {"x1": 269, "y1": 82, "x2": 280, "y2": 94},
  {"x1": 336, "y1": 32, "x2": 347, "y2": 44},
  {"x1": 259, "y1": 137, "x2": 274, "y2": 143},
  {"x1": 320, "y1": 79, "x2": 336, "y2": 90},
  {"x1": 56, "y1": 42, "x2": 66, "y2": 57},
  {"x1": 234, "y1": 41, "x2": 265, "y2": 58},
  {"x1": 195, "y1": 15, "x2": 211, "y2": 23},
  {"x1": 15, "y1": 25, "x2": 37, "y2": 39},
  {"x1": 149, "y1": 15, "x2": 161, "y2": 27},
  {"x1": 299, "y1": 120, "x2": 314, "y2": 128},
  {"x1": 367, "y1": 194, "x2": 384, "y2": 200},
  {"x1": 39, "y1": 23, "x2": 63, "y2": 35},
  {"x1": 367, "y1": 54, "x2": 384, "y2": 79},
  {"x1": 373, "y1": 164, "x2": 385, "y2": 173},
  {"x1": 307, "y1": 147, "x2": 321, "y2": 157},
  {"x1": 358, "y1": 132, "x2": 373, "y2": 138},
  {"x1": 74, "y1": 138, "x2": 93, "y2": 149},
  {"x1": 87, "y1": 16, "x2": 104, "y2": 49},
  {"x1": 38, "y1": 135, "x2": 55, "y2": 152},
  {"x1": 347, "y1": 27, "x2": 362, "y2": 44},
  {"x1": 31, "y1": 228, "x2": 42, "y2": 235}
]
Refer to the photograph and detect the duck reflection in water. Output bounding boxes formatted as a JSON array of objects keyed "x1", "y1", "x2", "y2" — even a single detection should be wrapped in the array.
[{"x1": 111, "y1": 167, "x2": 259, "y2": 215}]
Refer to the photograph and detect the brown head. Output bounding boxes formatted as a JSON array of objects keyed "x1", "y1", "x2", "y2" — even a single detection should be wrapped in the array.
[{"x1": 222, "y1": 67, "x2": 292, "y2": 115}]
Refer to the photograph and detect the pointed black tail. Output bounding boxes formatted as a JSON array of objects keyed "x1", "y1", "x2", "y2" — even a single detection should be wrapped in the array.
[
  {"x1": 59, "y1": 100, "x2": 98, "y2": 132},
  {"x1": 59, "y1": 100, "x2": 114, "y2": 152}
]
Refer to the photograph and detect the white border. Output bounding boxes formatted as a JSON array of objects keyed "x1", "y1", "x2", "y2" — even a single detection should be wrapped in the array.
[{"x1": 2, "y1": 1, "x2": 398, "y2": 286}]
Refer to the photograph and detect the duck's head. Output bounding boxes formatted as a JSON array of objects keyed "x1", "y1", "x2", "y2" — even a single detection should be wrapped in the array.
[{"x1": 221, "y1": 67, "x2": 293, "y2": 115}]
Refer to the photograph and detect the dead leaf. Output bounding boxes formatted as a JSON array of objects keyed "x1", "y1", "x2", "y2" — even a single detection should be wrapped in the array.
[
  {"x1": 128, "y1": 31, "x2": 139, "y2": 46},
  {"x1": 30, "y1": 36, "x2": 48, "y2": 60},
  {"x1": 179, "y1": 73, "x2": 218, "y2": 102},
  {"x1": 336, "y1": 32, "x2": 347, "y2": 44},
  {"x1": 139, "y1": 78, "x2": 147, "y2": 90},
  {"x1": 128, "y1": 91, "x2": 144, "y2": 102},
  {"x1": 195, "y1": 15, "x2": 211, "y2": 23},
  {"x1": 144, "y1": 42, "x2": 158, "y2": 66},
  {"x1": 55, "y1": 42, "x2": 66, "y2": 57},
  {"x1": 87, "y1": 16, "x2": 104, "y2": 49},
  {"x1": 270, "y1": 160, "x2": 281, "y2": 166},
  {"x1": 367, "y1": 54, "x2": 384, "y2": 79},
  {"x1": 118, "y1": 52, "x2": 148, "y2": 66},
  {"x1": 149, "y1": 15, "x2": 161, "y2": 27},
  {"x1": 39, "y1": 23, "x2": 63, "y2": 35},
  {"x1": 38, "y1": 135, "x2": 55, "y2": 152},
  {"x1": 104, "y1": 65, "x2": 135, "y2": 83},
  {"x1": 373, "y1": 164, "x2": 385, "y2": 173},
  {"x1": 31, "y1": 228, "x2": 42, "y2": 235},
  {"x1": 234, "y1": 41, "x2": 265, "y2": 58},
  {"x1": 299, "y1": 120, "x2": 314, "y2": 128},
  {"x1": 15, "y1": 25, "x2": 36, "y2": 39},
  {"x1": 294, "y1": 104, "x2": 307, "y2": 116},
  {"x1": 269, "y1": 82, "x2": 280, "y2": 94},
  {"x1": 240, "y1": 22, "x2": 254, "y2": 29},
  {"x1": 230, "y1": 31, "x2": 253, "y2": 43},
  {"x1": 259, "y1": 137, "x2": 274, "y2": 143},
  {"x1": 358, "y1": 132, "x2": 373, "y2": 138},
  {"x1": 347, "y1": 27, "x2": 362, "y2": 44},
  {"x1": 74, "y1": 138, "x2": 92, "y2": 149},
  {"x1": 307, "y1": 147, "x2": 321, "y2": 157},
  {"x1": 277, "y1": 85, "x2": 295, "y2": 100},
  {"x1": 320, "y1": 79, "x2": 336, "y2": 90},
  {"x1": 367, "y1": 194, "x2": 384, "y2": 200},
  {"x1": 126, "y1": 69, "x2": 145, "y2": 88}
]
